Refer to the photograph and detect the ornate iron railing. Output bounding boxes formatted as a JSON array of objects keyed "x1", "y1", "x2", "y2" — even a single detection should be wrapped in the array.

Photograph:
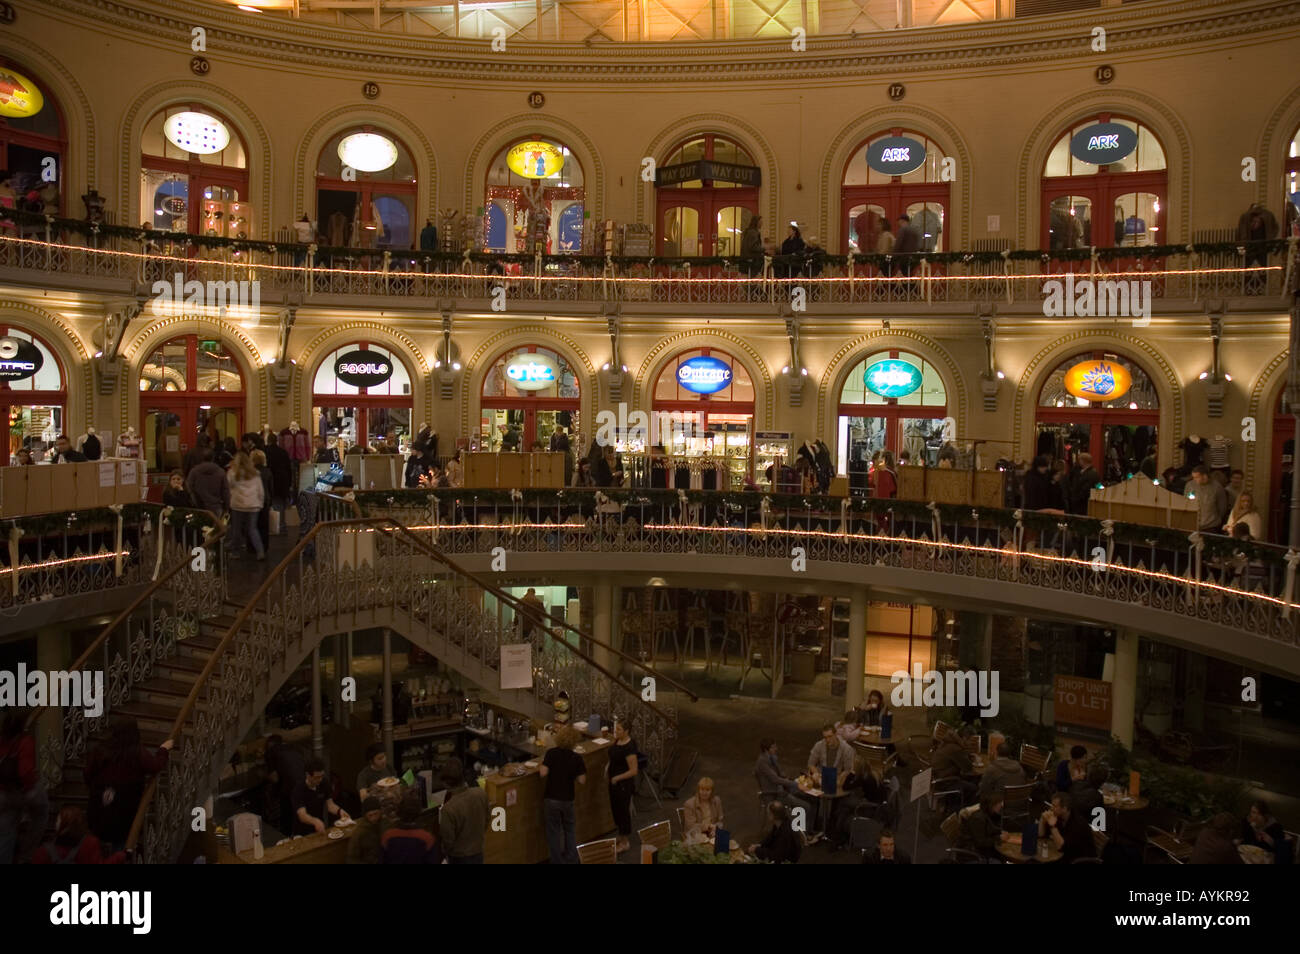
[
  {"x1": 343, "y1": 488, "x2": 1300, "y2": 652},
  {"x1": 0, "y1": 226, "x2": 1292, "y2": 307},
  {"x1": 126, "y1": 515, "x2": 692, "y2": 863}
]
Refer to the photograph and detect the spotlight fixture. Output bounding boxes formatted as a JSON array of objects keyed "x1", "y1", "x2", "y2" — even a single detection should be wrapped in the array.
[{"x1": 995, "y1": 370, "x2": 1005, "y2": 380}]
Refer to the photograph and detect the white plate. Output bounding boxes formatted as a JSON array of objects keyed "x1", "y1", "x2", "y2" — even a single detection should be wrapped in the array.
[
  {"x1": 524, "y1": 760, "x2": 540, "y2": 768},
  {"x1": 328, "y1": 830, "x2": 344, "y2": 840},
  {"x1": 334, "y1": 818, "x2": 355, "y2": 827},
  {"x1": 592, "y1": 738, "x2": 611, "y2": 746}
]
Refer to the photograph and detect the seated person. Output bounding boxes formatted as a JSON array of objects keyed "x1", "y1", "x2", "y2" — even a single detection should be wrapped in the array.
[
  {"x1": 380, "y1": 792, "x2": 438, "y2": 864},
  {"x1": 978, "y1": 741, "x2": 1027, "y2": 798},
  {"x1": 356, "y1": 742, "x2": 393, "y2": 801},
  {"x1": 1055, "y1": 745, "x2": 1088, "y2": 793},
  {"x1": 807, "y1": 723, "x2": 856, "y2": 788},
  {"x1": 960, "y1": 793, "x2": 1015, "y2": 862},
  {"x1": 749, "y1": 800, "x2": 802, "y2": 864},
  {"x1": 1240, "y1": 799, "x2": 1290, "y2": 863},
  {"x1": 828, "y1": 764, "x2": 885, "y2": 851},
  {"x1": 930, "y1": 725, "x2": 977, "y2": 805},
  {"x1": 682, "y1": 777, "x2": 725, "y2": 843},
  {"x1": 855, "y1": 689, "x2": 890, "y2": 728},
  {"x1": 347, "y1": 797, "x2": 385, "y2": 865},
  {"x1": 835, "y1": 710, "x2": 863, "y2": 743},
  {"x1": 754, "y1": 738, "x2": 817, "y2": 818},
  {"x1": 1070, "y1": 764, "x2": 1108, "y2": 823},
  {"x1": 293, "y1": 757, "x2": 349, "y2": 835},
  {"x1": 1190, "y1": 812, "x2": 1243, "y2": 865},
  {"x1": 863, "y1": 828, "x2": 911, "y2": 864},
  {"x1": 1038, "y1": 791, "x2": 1095, "y2": 863}
]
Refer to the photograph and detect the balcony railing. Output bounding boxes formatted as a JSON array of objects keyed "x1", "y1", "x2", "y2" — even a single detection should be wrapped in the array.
[{"x1": 1, "y1": 212, "x2": 1293, "y2": 308}]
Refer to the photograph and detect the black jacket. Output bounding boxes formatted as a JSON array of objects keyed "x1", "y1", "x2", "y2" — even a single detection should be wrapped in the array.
[
  {"x1": 265, "y1": 443, "x2": 293, "y2": 500},
  {"x1": 754, "y1": 821, "x2": 802, "y2": 864},
  {"x1": 1066, "y1": 465, "x2": 1101, "y2": 514},
  {"x1": 1023, "y1": 468, "x2": 1062, "y2": 510}
]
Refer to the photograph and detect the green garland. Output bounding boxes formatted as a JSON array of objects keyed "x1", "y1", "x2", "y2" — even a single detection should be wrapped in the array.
[
  {"x1": 3, "y1": 208, "x2": 1290, "y2": 270},
  {"x1": 3, "y1": 503, "x2": 218, "y2": 538}
]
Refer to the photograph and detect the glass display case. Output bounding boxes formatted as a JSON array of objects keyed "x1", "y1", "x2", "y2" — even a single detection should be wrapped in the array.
[{"x1": 754, "y1": 431, "x2": 792, "y2": 489}]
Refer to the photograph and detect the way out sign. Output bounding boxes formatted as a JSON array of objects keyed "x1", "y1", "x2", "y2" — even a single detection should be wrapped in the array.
[{"x1": 501, "y1": 643, "x2": 533, "y2": 689}]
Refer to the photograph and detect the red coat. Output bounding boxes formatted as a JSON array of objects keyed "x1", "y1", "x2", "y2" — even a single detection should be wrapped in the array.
[{"x1": 280, "y1": 427, "x2": 312, "y2": 462}]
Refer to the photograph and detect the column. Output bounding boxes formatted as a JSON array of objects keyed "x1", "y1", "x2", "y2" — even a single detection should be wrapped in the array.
[
  {"x1": 608, "y1": 583, "x2": 623, "y2": 678},
  {"x1": 334, "y1": 633, "x2": 350, "y2": 729},
  {"x1": 310, "y1": 644, "x2": 323, "y2": 759},
  {"x1": 381, "y1": 629, "x2": 394, "y2": 766},
  {"x1": 592, "y1": 580, "x2": 613, "y2": 675},
  {"x1": 847, "y1": 586, "x2": 868, "y2": 709},
  {"x1": 1110, "y1": 629, "x2": 1139, "y2": 749}
]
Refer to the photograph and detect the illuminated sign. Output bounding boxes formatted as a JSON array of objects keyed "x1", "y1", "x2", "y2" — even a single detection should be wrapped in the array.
[
  {"x1": 505, "y1": 355, "x2": 558, "y2": 391},
  {"x1": 505, "y1": 141, "x2": 566, "y2": 180},
  {"x1": 655, "y1": 160, "x2": 761, "y2": 188},
  {"x1": 0, "y1": 66, "x2": 42, "y2": 119},
  {"x1": 337, "y1": 133, "x2": 398, "y2": 173},
  {"x1": 0, "y1": 336, "x2": 43, "y2": 381},
  {"x1": 163, "y1": 111, "x2": 231, "y2": 156},
  {"x1": 1063, "y1": 360, "x2": 1132, "y2": 402},
  {"x1": 676, "y1": 355, "x2": 732, "y2": 395},
  {"x1": 865, "y1": 136, "x2": 927, "y2": 176},
  {"x1": 863, "y1": 359, "x2": 923, "y2": 398},
  {"x1": 334, "y1": 349, "x2": 393, "y2": 388},
  {"x1": 1068, "y1": 122, "x2": 1139, "y2": 166}
]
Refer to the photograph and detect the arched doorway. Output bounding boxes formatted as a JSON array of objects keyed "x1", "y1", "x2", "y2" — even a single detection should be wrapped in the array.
[
  {"x1": 1041, "y1": 115, "x2": 1167, "y2": 250},
  {"x1": 654, "y1": 134, "x2": 760, "y2": 257},
  {"x1": 0, "y1": 325, "x2": 66, "y2": 464},
  {"x1": 1269, "y1": 387, "x2": 1293, "y2": 543},
  {"x1": 484, "y1": 137, "x2": 584, "y2": 254},
  {"x1": 315, "y1": 126, "x2": 417, "y2": 249},
  {"x1": 836, "y1": 349, "x2": 949, "y2": 494},
  {"x1": 479, "y1": 345, "x2": 580, "y2": 452},
  {"x1": 1035, "y1": 350, "x2": 1158, "y2": 484},
  {"x1": 842, "y1": 129, "x2": 949, "y2": 254},
  {"x1": 312, "y1": 341, "x2": 414, "y2": 452},
  {"x1": 1284, "y1": 124, "x2": 1299, "y2": 236},
  {"x1": 140, "y1": 105, "x2": 250, "y2": 237},
  {"x1": 139, "y1": 334, "x2": 245, "y2": 472},
  {"x1": 0, "y1": 59, "x2": 66, "y2": 221},
  {"x1": 652, "y1": 347, "x2": 755, "y2": 489}
]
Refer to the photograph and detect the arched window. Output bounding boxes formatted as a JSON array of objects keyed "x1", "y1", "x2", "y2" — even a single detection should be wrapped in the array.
[
  {"x1": 1268, "y1": 386, "x2": 1292, "y2": 543},
  {"x1": 842, "y1": 130, "x2": 949, "y2": 254},
  {"x1": 652, "y1": 347, "x2": 755, "y2": 489},
  {"x1": 1035, "y1": 350, "x2": 1158, "y2": 484},
  {"x1": 484, "y1": 137, "x2": 584, "y2": 254},
  {"x1": 312, "y1": 342, "x2": 413, "y2": 452},
  {"x1": 1, "y1": 325, "x2": 65, "y2": 464},
  {"x1": 0, "y1": 60, "x2": 66, "y2": 220},
  {"x1": 139, "y1": 335, "x2": 245, "y2": 473},
  {"x1": 315, "y1": 127, "x2": 417, "y2": 249},
  {"x1": 836, "y1": 349, "x2": 948, "y2": 492},
  {"x1": 479, "y1": 345, "x2": 580, "y2": 452},
  {"x1": 1041, "y1": 116, "x2": 1167, "y2": 250},
  {"x1": 140, "y1": 105, "x2": 250, "y2": 238},
  {"x1": 655, "y1": 134, "x2": 759, "y2": 257},
  {"x1": 1284, "y1": 125, "x2": 1299, "y2": 236}
]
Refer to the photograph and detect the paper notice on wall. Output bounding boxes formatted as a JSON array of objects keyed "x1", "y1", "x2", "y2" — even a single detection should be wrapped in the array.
[
  {"x1": 500, "y1": 643, "x2": 533, "y2": 690},
  {"x1": 165, "y1": 435, "x2": 179, "y2": 453},
  {"x1": 120, "y1": 461, "x2": 138, "y2": 485},
  {"x1": 98, "y1": 462, "x2": 116, "y2": 487}
]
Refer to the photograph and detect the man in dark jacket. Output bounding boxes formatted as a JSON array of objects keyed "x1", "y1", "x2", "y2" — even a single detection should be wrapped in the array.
[
  {"x1": 50, "y1": 435, "x2": 86, "y2": 463},
  {"x1": 931, "y1": 726, "x2": 977, "y2": 806},
  {"x1": 185, "y1": 447, "x2": 231, "y2": 516},
  {"x1": 1069, "y1": 764, "x2": 1107, "y2": 823},
  {"x1": 264, "y1": 434, "x2": 293, "y2": 529},
  {"x1": 419, "y1": 220, "x2": 438, "y2": 253},
  {"x1": 1066, "y1": 452, "x2": 1102, "y2": 514},
  {"x1": 864, "y1": 829, "x2": 911, "y2": 864},
  {"x1": 380, "y1": 793, "x2": 438, "y2": 864},
  {"x1": 346, "y1": 797, "x2": 385, "y2": 865},
  {"x1": 1023, "y1": 455, "x2": 1063, "y2": 510},
  {"x1": 183, "y1": 434, "x2": 211, "y2": 476},
  {"x1": 438, "y1": 758, "x2": 489, "y2": 863}
]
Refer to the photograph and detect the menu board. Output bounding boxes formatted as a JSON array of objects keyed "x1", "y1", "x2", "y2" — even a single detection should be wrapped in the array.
[{"x1": 500, "y1": 643, "x2": 533, "y2": 690}]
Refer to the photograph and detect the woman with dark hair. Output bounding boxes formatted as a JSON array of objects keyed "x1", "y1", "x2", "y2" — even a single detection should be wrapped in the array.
[
  {"x1": 0, "y1": 709, "x2": 48, "y2": 864},
  {"x1": 856, "y1": 689, "x2": 890, "y2": 727},
  {"x1": 960, "y1": 792, "x2": 1014, "y2": 862},
  {"x1": 779, "y1": 224, "x2": 805, "y2": 279},
  {"x1": 33, "y1": 805, "x2": 126, "y2": 864},
  {"x1": 83, "y1": 716, "x2": 174, "y2": 853},
  {"x1": 215, "y1": 436, "x2": 237, "y2": 469},
  {"x1": 1241, "y1": 800, "x2": 1291, "y2": 863}
]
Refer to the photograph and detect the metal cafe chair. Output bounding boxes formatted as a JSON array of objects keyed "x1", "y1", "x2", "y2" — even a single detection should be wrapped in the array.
[
  {"x1": 1144, "y1": 825, "x2": 1194, "y2": 864},
  {"x1": 637, "y1": 820, "x2": 671, "y2": 854},
  {"x1": 850, "y1": 817, "x2": 882, "y2": 860},
  {"x1": 635, "y1": 752, "x2": 662, "y2": 807},
  {"x1": 1018, "y1": 743, "x2": 1051, "y2": 783},
  {"x1": 577, "y1": 837, "x2": 619, "y2": 865},
  {"x1": 674, "y1": 806, "x2": 688, "y2": 839},
  {"x1": 1000, "y1": 782, "x2": 1035, "y2": 830}
]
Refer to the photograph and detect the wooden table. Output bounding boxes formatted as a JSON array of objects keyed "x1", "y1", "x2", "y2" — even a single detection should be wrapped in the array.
[
  {"x1": 798, "y1": 780, "x2": 850, "y2": 838},
  {"x1": 1238, "y1": 844, "x2": 1272, "y2": 864},
  {"x1": 997, "y1": 838, "x2": 1063, "y2": 864},
  {"x1": 1146, "y1": 831, "x2": 1194, "y2": 863},
  {"x1": 1103, "y1": 794, "x2": 1149, "y2": 811},
  {"x1": 218, "y1": 825, "x2": 354, "y2": 864}
]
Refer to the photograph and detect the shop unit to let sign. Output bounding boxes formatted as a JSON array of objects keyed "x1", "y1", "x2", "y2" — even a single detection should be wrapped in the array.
[{"x1": 1053, "y1": 675, "x2": 1112, "y2": 739}]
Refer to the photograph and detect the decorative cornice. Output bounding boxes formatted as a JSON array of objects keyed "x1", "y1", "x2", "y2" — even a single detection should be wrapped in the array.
[
  {"x1": 815, "y1": 330, "x2": 969, "y2": 458},
  {"x1": 1012, "y1": 330, "x2": 1184, "y2": 466},
  {"x1": 32, "y1": 0, "x2": 1300, "y2": 84},
  {"x1": 633, "y1": 330, "x2": 774, "y2": 430}
]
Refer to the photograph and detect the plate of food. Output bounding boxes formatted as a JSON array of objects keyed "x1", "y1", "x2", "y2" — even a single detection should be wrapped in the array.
[
  {"x1": 328, "y1": 830, "x2": 344, "y2": 840},
  {"x1": 524, "y1": 760, "x2": 539, "y2": 769},
  {"x1": 334, "y1": 817, "x2": 356, "y2": 827},
  {"x1": 500, "y1": 762, "x2": 528, "y2": 778},
  {"x1": 375, "y1": 776, "x2": 400, "y2": 789}
]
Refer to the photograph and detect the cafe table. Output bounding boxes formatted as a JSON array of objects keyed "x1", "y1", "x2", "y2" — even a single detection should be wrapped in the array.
[
  {"x1": 1103, "y1": 793, "x2": 1150, "y2": 811},
  {"x1": 797, "y1": 777, "x2": 851, "y2": 840},
  {"x1": 996, "y1": 836, "x2": 1064, "y2": 864},
  {"x1": 1238, "y1": 844, "x2": 1273, "y2": 864}
]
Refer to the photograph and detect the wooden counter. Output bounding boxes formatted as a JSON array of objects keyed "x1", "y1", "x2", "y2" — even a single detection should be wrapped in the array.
[
  {"x1": 218, "y1": 826, "x2": 354, "y2": 864},
  {"x1": 484, "y1": 738, "x2": 615, "y2": 864}
]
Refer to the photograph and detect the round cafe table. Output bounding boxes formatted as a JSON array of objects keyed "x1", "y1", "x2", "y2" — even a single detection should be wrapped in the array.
[
  {"x1": 997, "y1": 839, "x2": 1063, "y2": 864},
  {"x1": 798, "y1": 780, "x2": 850, "y2": 839},
  {"x1": 1238, "y1": 844, "x2": 1272, "y2": 864},
  {"x1": 1103, "y1": 793, "x2": 1149, "y2": 811}
]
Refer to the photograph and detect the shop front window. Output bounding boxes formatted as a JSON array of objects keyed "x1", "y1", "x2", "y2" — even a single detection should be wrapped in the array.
[
  {"x1": 1035, "y1": 350, "x2": 1158, "y2": 484},
  {"x1": 139, "y1": 335, "x2": 244, "y2": 473},
  {"x1": 842, "y1": 130, "x2": 949, "y2": 254},
  {"x1": 0, "y1": 326, "x2": 65, "y2": 464},
  {"x1": 479, "y1": 345, "x2": 580, "y2": 453},
  {"x1": 649, "y1": 348, "x2": 755, "y2": 490},
  {"x1": 485, "y1": 138, "x2": 584, "y2": 254},
  {"x1": 1042, "y1": 116, "x2": 1166, "y2": 250},
  {"x1": 315, "y1": 127, "x2": 416, "y2": 250},
  {"x1": 655, "y1": 134, "x2": 759, "y2": 257},
  {"x1": 836, "y1": 349, "x2": 948, "y2": 494},
  {"x1": 312, "y1": 342, "x2": 413, "y2": 452},
  {"x1": 140, "y1": 106, "x2": 249, "y2": 237},
  {"x1": 0, "y1": 60, "x2": 66, "y2": 220}
]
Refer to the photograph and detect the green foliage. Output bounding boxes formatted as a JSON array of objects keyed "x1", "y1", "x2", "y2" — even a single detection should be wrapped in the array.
[
  {"x1": 657, "y1": 841, "x2": 735, "y2": 864},
  {"x1": 986, "y1": 709, "x2": 1056, "y2": 758},
  {"x1": 1096, "y1": 736, "x2": 1249, "y2": 822}
]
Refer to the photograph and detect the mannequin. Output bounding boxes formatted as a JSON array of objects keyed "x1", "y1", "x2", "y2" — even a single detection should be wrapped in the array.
[
  {"x1": 76, "y1": 425, "x2": 102, "y2": 461},
  {"x1": 1207, "y1": 433, "x2": 1233, "y2": 475},
  {"x1": 280, "y1": 420, "x2": 312, "y2": 463},
  {"x1": 115, "y1": 426, "x2": 141, "y2": 459}
]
